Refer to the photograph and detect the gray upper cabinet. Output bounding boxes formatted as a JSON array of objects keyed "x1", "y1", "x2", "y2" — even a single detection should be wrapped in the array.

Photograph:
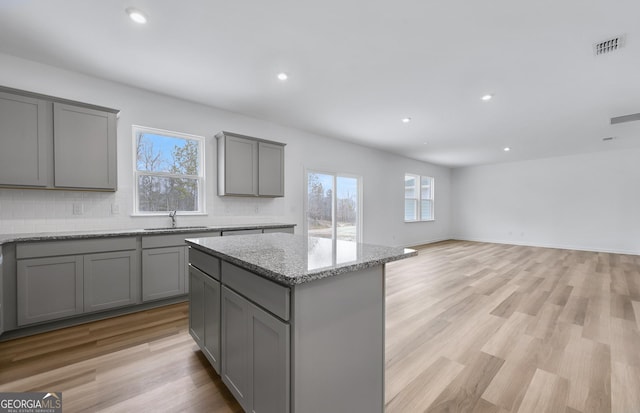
[
  {"x1": 219, "y1": 133, "x2": 258, "y2": 196},
  {"x1": 258, "y1": 141, "x2": 285, "y2": 197},
  {"x1": 53, "y1": 103, "x2": 117, "y2": 190},
  {"x1": 216, "y1": 131, "x2": 285, "y2": 197},
  {"x1": 0, "y1": 91, "x2": 50, "y2": 187},
  {"x1": 0, "y1": 86, "x2": 118, "y2": 192}
]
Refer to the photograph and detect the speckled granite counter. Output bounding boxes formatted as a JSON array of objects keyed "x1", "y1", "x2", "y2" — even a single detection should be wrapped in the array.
[
  {"x1": 186, "y1": 233, "x2": 416, "y2": 285},
  {"x1": 0, "y1": 223, "x2": 295, "y2": 245}
]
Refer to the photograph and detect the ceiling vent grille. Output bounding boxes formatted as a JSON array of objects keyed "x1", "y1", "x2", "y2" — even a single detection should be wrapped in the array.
[{"x1": 594, "y1": 35, "x2": 625, "y2": 56}]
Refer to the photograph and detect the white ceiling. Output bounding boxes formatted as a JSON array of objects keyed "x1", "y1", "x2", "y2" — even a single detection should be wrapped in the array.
[{"x1": 1, "y1": 0, "x2": 639, "y2": 167}]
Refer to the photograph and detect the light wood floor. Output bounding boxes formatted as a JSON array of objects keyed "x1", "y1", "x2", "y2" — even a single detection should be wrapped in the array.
[{"x1": 1, "y1": 241, "x2": 639, "y2": 412}]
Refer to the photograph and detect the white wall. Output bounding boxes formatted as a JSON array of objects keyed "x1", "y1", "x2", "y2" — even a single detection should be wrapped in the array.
[
  {"x1": 451, "y1": 148, "x2": 640, "y2": 254},
  {"x1": 0, "y1": 53, "x2": 451, "y2": 247}
]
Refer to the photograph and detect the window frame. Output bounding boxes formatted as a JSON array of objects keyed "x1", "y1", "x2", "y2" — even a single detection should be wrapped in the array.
[
  {"x1": 132, "y1": 125, "x2": 206, "y2": 216},
  {"x1": 404, "y1": 174, "x2": 434, "y2": 222}
]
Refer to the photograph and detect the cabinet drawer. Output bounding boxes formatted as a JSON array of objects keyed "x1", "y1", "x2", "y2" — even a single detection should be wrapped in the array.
[
  {"x1": 263, "y1": 227, "x2": 294, "y2": 234},
  {"x1": 142, "y1": 231, "x2": 219, "y2": 248},
  {"x1": 221, "y1": 229, "x2": 263, "y2": 236},
  {"x1": 222, "y1": 261, "x2": 290, "y2": 321},
  {"x1": 189, "y1": 248, "x2": 221, "y2": 280},
  {"x1": 17, "y1": 237, "x2": 136, "y2": 259}
]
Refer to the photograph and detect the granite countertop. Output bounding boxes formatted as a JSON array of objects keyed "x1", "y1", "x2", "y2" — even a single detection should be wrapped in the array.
[
  {"x1": 186, "y1": 233, "x2": 417, "y2": 286},
  {"x1": 0, "y1": 223, "x2": 295, "y2": 245}
]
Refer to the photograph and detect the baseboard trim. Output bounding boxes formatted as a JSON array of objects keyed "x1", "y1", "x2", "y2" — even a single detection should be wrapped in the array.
[
  {"x1": 405, "y1": 238, "x2": 454, "y2": 250},
  {"x1": 451, "y1": 237, "x2": 639, "y2": 256}
]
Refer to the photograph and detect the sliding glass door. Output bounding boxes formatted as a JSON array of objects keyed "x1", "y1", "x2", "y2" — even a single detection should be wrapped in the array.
[{"x1": 306, "y1": 171, "x2": 361, "y2": 242}]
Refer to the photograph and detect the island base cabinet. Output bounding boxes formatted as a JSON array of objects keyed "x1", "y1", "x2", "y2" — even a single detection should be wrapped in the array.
[
  {"x1": 221, "y1": 286, "x2": 290, "y2": 413},
  {"x1": 221, "y1": 287, "x2": 250, "y2": 411},
  {"x1": 17, "y1": 256, "x2": 84, "y2": 326},
  {"x1": 249, "y1": 300, "x2": 290, "y2": 413},
  {"x1": 189, "y1": 265, "x2": 220, "y2": 373}
]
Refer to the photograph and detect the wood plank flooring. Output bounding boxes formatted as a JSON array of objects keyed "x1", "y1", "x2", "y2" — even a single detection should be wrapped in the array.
[{"x1": 1, "y1": 240, "x2": 639, "y2": 412}]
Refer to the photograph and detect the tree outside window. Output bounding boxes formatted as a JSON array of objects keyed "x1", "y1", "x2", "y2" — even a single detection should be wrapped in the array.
[{"x1": 134, "y1": 126, "x2": 204, "y2": 214}]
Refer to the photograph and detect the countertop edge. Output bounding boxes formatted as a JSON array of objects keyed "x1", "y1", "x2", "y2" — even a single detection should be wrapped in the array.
[
  {"x1": 186, "y1": 239, "x2": 417, "y2": 286},
  {"x1": 0, "y1": 223, "x2": 296, "y2": 246}
]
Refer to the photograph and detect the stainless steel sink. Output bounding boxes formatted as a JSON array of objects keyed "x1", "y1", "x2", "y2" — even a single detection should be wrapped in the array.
[{"x1": 144, "y1": 226, "x2": 208, "y2": 231}]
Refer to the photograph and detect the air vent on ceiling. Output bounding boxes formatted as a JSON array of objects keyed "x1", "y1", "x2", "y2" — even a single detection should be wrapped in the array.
[{"x1": 594, "y1": 35, "x2": 625, "y2": 56}]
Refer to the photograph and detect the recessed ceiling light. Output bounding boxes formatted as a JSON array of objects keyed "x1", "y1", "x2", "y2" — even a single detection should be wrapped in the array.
[
  {"x1": 126, "y1": 7, "x2": 147, "y2": 24},
  {"x1": 402, "y1": 117, "x2": 412, "y2": 123},
  {"x1": 277, "y1": 72, "x2": 289, "y2": 81},
  {"x1": 481, "y1": 94, "x2": 493, "y2": 101},
  {"x1": 503, "y1": 147, "x2": 511, "y2": 152},
  {"x1": 423, "y1": 142, "x2": 428, "y2": 145}
]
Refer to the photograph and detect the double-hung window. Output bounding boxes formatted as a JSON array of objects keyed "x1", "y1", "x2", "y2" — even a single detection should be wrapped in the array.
[
  {"x1": 134, "y1": 126, "x2": 205, "y2": 214},
  {"x1": 404, "y1": 174, "x2": 434, "y2": 222}
]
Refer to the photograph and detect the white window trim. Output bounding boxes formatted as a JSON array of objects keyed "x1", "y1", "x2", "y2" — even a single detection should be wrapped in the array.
[
  {"x1": 304, "y1": 168, "x2": 363, "y2": 243},
  {"x1": 132, "y1": 125, "x2": 206, "y2": 216},
  {"x1": 404, "y1": 174, "x2": 435, "y2": 223}
]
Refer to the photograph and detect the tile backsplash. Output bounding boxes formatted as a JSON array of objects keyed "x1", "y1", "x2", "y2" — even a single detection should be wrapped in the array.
[{"x1": 0, "y1": 188, "x2": 287, "y2": 234}]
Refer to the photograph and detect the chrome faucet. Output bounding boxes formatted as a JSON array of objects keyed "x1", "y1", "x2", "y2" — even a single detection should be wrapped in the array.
[{"x1": 169, "y1": 210, "x2": 177, "y2": 228}]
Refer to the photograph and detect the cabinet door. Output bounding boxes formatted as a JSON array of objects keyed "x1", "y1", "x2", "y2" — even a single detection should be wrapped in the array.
[
  {"x1": 189, "y1": 265, "x2": 205, "y2": 347},
  {"x1": 224, "y1": 135, "x2": 258, "y2": 195},
  {"x1": 221, "y1": 286, "x2": 250, "y2": 412},
  {"x1": 249, "y1": 302, "x2": 290, "y2": 413},
  {"x1": 84, "y1": 251, "x2": 139, "y2": 313},
  {"x1": 258, "y1": 142, "x2": 284, "y2": 197},
  {"x1": 0, "y1": 91, "x2": 50, "y2": 187},
  {"x1": 203, "y1": 272, "x2": 221, "y2": 373},
  {"x1": 53, "y1": 103, "x2": 117, "y2": 190},
  {"x1": 190, "y1": 265, "x2": 222, "y2": 373},
  {"x1": 17, "y1": 256, "x2": 83, "y2": 325},
  {"x1": 142, "y1": 246, "x2": 186, "y2": 302}
]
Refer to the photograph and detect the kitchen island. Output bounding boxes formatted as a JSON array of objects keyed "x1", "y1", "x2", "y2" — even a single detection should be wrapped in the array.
[{"x1": 186, "y1": 233, "x2": 416, "y2": 413}]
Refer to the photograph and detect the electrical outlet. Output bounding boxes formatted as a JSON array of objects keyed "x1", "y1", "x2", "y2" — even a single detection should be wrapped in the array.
[
  {"x1": 73, "y1": 203, "x2": 84, "y2": 215},
  {"x1": 111, "y1": 203, "x2": 120, "y2": 215}
]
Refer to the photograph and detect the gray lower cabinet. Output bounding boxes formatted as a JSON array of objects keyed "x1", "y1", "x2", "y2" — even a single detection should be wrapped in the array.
[
  {"x1": 248, "y1": 298, "x2": 290, "y2": 413},
  {"x1": 142, "y1": 246, "x2": 185, "y2": 302},
  {"x1": 15, "y1": 237, "x2": 139, "y2": 327},
  {"x1": 221, "y1": 286, "x2": 250, "y2": 411},
  {"x1": 17, "y1": 250, "x2": 140, "y2": 326},
  {"x1": 17, "y1": 255, "x2": 84, "y2": 325},
  {"x1": 84, "y1": 251, "x2": 139, "y2": 312},
  {"x1": 0, "y1": 91, "x2": 50, "y2": 187},
  {"x1": 221, "y1": 286, "x2": 289, "y2": 413},
  {"x1": 189, "y1": 265, "x2": 221, "y2": 373}
]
